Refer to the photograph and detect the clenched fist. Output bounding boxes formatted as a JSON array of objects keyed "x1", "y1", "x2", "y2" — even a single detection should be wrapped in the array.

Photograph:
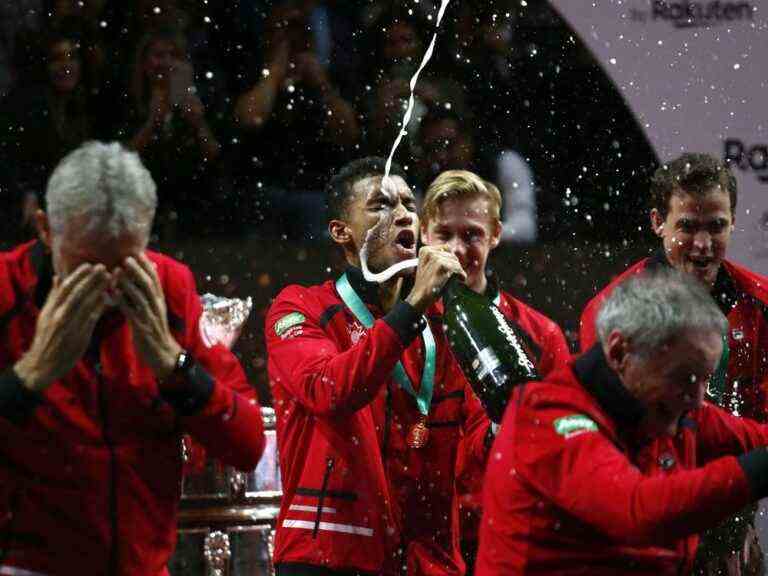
[{"x1": 405, "y1": 245, "x2": 466, "y2": 313}]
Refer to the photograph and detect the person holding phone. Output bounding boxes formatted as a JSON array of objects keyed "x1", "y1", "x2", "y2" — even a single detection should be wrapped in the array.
[{"x1": 122, "y1": 27, "x2": 225, "y2": 236}]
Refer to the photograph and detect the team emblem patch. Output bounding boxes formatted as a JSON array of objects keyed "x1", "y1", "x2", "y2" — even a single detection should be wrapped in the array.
[
  {"x1": 553, "y1": 414, "x2": 598, "y2": 438},
  {"x1": 274, "y1": 312, "x2": 306, "y2": 337},
  {"x1": 348, "y1": 321, "x2": 366, "y2": 345}
]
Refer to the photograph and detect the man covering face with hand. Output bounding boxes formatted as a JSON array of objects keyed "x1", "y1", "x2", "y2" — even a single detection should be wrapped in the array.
[{"x1": 0, "y1": 141, "x2": 265, "y2": 576}]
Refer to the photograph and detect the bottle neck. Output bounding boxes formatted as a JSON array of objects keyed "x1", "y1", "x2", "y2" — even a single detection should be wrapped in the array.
[{"x1": 442, "y1": 275, "x2": 463, "y2": 304}]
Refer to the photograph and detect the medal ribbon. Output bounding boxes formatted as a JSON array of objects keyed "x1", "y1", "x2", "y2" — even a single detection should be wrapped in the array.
[{"x1": 336, "y1": 273, "x2": 436, "y2": 416}]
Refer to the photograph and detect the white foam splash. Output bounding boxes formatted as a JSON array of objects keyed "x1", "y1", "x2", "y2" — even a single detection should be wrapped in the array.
[
  {"x1": 384, "y1": 0, "x2": 452, "y2": 179},
  {"x1": 361, "y1": 0, "x2": 452, "y2": 284}
]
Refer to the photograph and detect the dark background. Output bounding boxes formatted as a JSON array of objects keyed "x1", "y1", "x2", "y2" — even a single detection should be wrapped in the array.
[{"x1": 0, "y1": 0, "x2": 659, "y2": 404}]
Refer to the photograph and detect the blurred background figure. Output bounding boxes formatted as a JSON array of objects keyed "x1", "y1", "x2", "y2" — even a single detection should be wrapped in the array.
[
  {"x1": 0, "y1": 23, "x2": 103, "y2": 241},
  {"x1": 359, "y1": 3, "x2": 466, "y2": 161},
  {"x1": 0, "y1": 1, "x2": 43, "y2": 98},
  {"x1": 119, "y1": 26, "x2": 228, "y2": 237},
  {"x1": 414, "y1": 109, "x2": 538, "y2": 243},
  {"x1": 233, "y1": 1, "x2": 359, "y2": 241}
]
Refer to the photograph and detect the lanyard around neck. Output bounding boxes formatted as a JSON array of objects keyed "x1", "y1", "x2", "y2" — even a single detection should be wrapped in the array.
[{"x1": 336, "y1": 273, "x2": 436, "y2": 416}]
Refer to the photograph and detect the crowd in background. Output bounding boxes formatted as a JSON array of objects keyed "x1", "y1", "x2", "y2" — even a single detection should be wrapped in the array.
[{"x1": 0, "y1": 0, "x2": 658, "y2": 245}]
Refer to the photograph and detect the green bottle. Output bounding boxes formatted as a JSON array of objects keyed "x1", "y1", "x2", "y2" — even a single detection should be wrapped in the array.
[{"x1": 442, "y1": 277, "x2": 539, "y2": 424}]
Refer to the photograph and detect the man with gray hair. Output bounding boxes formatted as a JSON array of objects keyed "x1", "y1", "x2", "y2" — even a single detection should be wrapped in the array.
[
  {"x1": 0, "y1": 141, "x2": 265, "y2": 575},
  {"x1": 477, "y1": 269, "x2": 768, "y2": 576},
  {"x1": 580, "y1": 152, "x2": 768, "y2": 574}
]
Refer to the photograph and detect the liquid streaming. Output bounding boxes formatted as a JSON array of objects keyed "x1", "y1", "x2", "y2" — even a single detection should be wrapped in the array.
[{"x1": 361, "y1": 0, "x2": 452, "y2": 284}]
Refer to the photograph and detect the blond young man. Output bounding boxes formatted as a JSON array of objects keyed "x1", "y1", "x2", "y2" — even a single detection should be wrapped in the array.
[{"x1": 421, "y1": 170, "x2": 570, "y2": 574}]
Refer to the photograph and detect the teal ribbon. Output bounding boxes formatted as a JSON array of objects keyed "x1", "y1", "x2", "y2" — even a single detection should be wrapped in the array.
[
  {"x1": 336, "y1": 273, "x2": 436, "y2": 416},
  {"x1": 707, "y1": 332, "x2": 731, "y2": 407}
]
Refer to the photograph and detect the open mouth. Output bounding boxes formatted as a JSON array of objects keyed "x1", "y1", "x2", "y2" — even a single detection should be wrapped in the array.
[
  {"x1": 688, "y1": 256, "x2": 713, "y2": 271},
  {"x1": 393, "y1": 229, "x2": 417, "y2": 255}
]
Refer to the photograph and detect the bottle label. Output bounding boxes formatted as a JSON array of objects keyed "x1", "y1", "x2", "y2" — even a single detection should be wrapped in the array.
[
  {"x1": 472, "y1": 347, "x2": 502, "y2": 380},
  {"x1": 490, "y1": 307, "x2": 537, "y2": 375}
]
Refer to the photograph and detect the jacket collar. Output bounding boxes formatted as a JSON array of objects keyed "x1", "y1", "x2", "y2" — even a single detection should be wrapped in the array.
[
  {"x1": 29, "y1": 241, "x2": 53, "y2": 310},
  {"x1": 573, "y1": 345, "x2": 646, "y2": 433},
  {"x1": 483, "y1": 268, "x2": 502, "y2": 302}
]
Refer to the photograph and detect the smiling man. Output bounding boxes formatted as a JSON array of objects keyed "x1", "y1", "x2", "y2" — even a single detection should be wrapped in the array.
[
  {"x1": 579, "y1": 152, "x2": 768, "y2": 574},
  {"x1": 420, "y1": 170, "x2": 570, "y2": 574},
  {"x1": 0, "y1": 141, "x2": 265, "y2": 575},
  {"x1": 478, "y1": 269, "x2": 768, "y2": 576}
]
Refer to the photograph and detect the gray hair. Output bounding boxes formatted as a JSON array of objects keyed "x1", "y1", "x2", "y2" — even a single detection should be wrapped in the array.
[
  {"x1": 46, "y1": 141, "x2": 157, "y2": 239},
  {"x1": 596, "y1": 268, "x2": 728, "y2": 356}
]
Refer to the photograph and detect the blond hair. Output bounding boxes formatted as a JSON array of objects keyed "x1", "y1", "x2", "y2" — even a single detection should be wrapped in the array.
[{"x1": 422, "y1": 170, "x2": 502, "y2": 224}]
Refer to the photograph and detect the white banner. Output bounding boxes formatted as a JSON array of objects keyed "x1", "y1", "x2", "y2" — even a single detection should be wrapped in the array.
[{"x1": 548, "y1": 0, "x2": 768, "y2": 272}]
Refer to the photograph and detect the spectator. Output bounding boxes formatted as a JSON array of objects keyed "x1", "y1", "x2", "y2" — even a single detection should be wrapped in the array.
[
  {"x1": 0, "y1": 25, "x2": 99, "y2": 241},
  {"x1": 359, "y1": 5, "x2": 466, "y2": 160},
  {"x1": 414, "y1": 109, "x2": 538, "y2": 243},
  {"x1": 0, "y1": 0, "x2": 43, "y2": 97},
  {"x1": 120, "y1": 27, "x2": 228, "y2": 237},
  {"x1": 233, "y1": 2, "x2": 359, "y2": 240}
]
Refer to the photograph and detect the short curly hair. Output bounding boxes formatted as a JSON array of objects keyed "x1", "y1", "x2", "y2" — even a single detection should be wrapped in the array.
[
  {"x1": 325, "y1": 157, "x2": 408, "y2": 222},
  {"x1": 650, "y1": 152, "x2": 737, "y2": 218}
]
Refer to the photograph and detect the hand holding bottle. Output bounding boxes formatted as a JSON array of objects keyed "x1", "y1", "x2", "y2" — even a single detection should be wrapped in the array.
[
  {"x1": 406, "y1": 245, "x2": 466, "y2": 314},
  {"x1": 443, "y1": 278, "x2": 539, "y2": 424}
]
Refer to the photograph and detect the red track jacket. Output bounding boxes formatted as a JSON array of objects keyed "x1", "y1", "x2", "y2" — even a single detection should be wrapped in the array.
[
  {"x1": 0, "y1": 241, "x2": 265, "y2": 576},
  {"x1": 374, "y1": 308, "x2": 490, "y2": 576},
  {"x1": 476, "y1": 346, "x2": 768, "y2": 576},
  {"x1": 266, "y1": 267, "x2": 490, "y2": 575},
  {"x1": 580, "y1": 256, "x2": 768, "y2": 420},
  {"x1": 451, "y1": 284, "x2": 570, "y2": 564}
]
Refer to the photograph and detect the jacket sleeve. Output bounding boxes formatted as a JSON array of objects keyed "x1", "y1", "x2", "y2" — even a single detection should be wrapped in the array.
[
  {"x1": 265, "y1": 285, "x2": 423, "y2": 416},
  {"x1": 695, "y1": 403, "x2": 768, "y2": 463},
  {"x1": 0, "y1": 253, "x2": 42, "y2": 423},
  {"x1": 513, "y1": 395, "x2": 756, "y2": 546},
  {"x1": 159, "y1": 264, "x2": 265, "y2": 472},
  {"x1": 461, "y1": 378, "x2": 493, "y2": 464}
]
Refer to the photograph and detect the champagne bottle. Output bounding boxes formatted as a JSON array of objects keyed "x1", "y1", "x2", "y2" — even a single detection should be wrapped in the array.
[{"x1": 442, "y1": 277, "x2": 539, "y2": 423}]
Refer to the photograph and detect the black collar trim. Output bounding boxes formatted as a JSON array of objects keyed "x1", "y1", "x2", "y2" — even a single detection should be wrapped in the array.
[
  {"x1": 648, "y1": 250, "x2": 740, "y2": 314},
  {"x1": 483, "y1": 268, "x2": 502, "y2": 302},
  {"x1": 573, "y1": 345, "x2": 646, "y2": 430},
  {"x1": 29, "y1": 241, "x2": 53, "y2": 310},
  {"x1": 343, "y1": 266, "x2": 382, "y2": 307},
  {"x1": 711, "y1": 265, "x2": 740, "y2": 315}
]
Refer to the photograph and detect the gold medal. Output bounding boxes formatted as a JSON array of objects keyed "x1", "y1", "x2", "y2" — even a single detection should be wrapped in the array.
[{"x1": 407, "y1": 416, "x2": 429, "y2": 449}]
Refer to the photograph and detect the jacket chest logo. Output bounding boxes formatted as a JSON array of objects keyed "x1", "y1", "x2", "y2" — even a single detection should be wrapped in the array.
[
  {"x1": 658, "y1": 452, "x2": 676, "y2": 470},
  {"x1": 731, "y1": 329, "x2": 744, "y2": 341},
  {"x1": 348, "y1": 321, "x2": 367, "y2": 345}
]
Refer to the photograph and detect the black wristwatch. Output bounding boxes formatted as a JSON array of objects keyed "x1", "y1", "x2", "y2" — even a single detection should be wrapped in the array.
[
  {"x1": 162, "y1": 349, "x2": 194, "y2": 390},
  {"x1": 174, "y1": 349, "x2": 194, "y2": 374}
]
